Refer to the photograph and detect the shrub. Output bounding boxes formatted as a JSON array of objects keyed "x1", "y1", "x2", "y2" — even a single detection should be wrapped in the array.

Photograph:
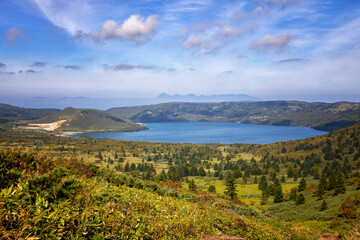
[
  {"x1": 339, "y1": 197, "x2": 358, "y2": 219},
  {"x1": 208, "y1": 185, "x2": 216, "y2": 193}
]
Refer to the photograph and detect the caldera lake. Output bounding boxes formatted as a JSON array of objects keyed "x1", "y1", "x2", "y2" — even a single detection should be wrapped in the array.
[{"x1": 70, "y1": 122, "x2": 328, "y2": 144}]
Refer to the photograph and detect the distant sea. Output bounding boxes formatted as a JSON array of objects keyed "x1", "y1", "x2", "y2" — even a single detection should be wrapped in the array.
[{"x1": 70, "y1": 122, "x2": 328, "y2": 144}]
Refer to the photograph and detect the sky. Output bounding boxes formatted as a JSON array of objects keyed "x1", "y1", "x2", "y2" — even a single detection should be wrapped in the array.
[{"x1": 0, "y1": 0, "x2": 360, "y2": 109}]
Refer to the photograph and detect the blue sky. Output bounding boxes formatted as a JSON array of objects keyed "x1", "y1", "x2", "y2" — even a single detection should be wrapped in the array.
[{"x1": 0, "y1": 0, "x2": 360, "y2": 108}]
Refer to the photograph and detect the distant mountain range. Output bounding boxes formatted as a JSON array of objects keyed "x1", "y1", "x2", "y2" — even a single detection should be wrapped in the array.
[
  {"x1": 156, "y1": 93, "x2": 259, "y2": 102},
  {"x1": 2, "y1": 100, "x2": 360, "y2": 133},
  {"x1": 107, "y1": 101, "x2": 360, "y2": 131}
]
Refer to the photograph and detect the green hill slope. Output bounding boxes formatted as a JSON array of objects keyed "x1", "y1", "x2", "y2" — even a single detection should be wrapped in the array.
[
  {"x1": 34, "y1": 107, "x2": 147, "y2": 132},
  {"x1": 0, "y1": 148, "x2": 313, "y2": 239},
  {"x1": 107, "y1": 101, "x2": 360, "y2": 131},
  {"x1": 0, "y1": 103, "x2": 60, "y2": 124}
]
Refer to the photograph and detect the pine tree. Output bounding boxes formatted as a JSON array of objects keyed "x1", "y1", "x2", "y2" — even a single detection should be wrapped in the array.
[
  {"x1": 273, "y1": 180, "x2": 284, "y2": 203},
  {"x1": 260, "y1": 190, "x2": 268, "y2": 205},
  {"x1": 258, "y1": 175, "x2": 268, "y2": 191},
  {"x1": 225, "y1": 177, "x2": 237, "y2": 200},
  {"x1": 188, "y1": 180, "x2": 197, "y2": 191},
  {"x1": 289, "y1": 187, "x2": 297, "y2": 201},
  {"x1": 158, "y1": 169, "x2": 167, "y2": 181},
  {"x1": 320, "y1": 200, "x2": 328, "y2": 211},
  {"x1": 198, "y1": 167, "x2": 206, "y2": 176},
  {"x1": 287, "y1": 167, "x2": 294, "y2": 178},
  {"x1": 296, "y1": 193, "x2": 305, "y2": 205},
  {"x1": 97, "y1": 151, "x2": 103, "y2": 161},
  {"x1": 293, "y1": 172, "x2": 298, "y2": 182},
  {"x1": 334, "y1": 173, "x2": 346, "y2": 196},
  {"x1": 281, "y1": 175, "x2": 286, "y2": 183},
  {"x1": 316, "y1": 175, "x2": 327, "y2": 200},
  {"x1": 124, "y1": 162, "x2": 130, "y2": 172},
  {"x1": 328, "y1": 174, "x2": 336, "y2": 190},
  {"x1": 298, "y1": 177, "x2": 307, "y2": 192}
]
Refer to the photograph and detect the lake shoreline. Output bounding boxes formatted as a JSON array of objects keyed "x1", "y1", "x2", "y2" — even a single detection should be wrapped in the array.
[{"x1": 69, "y1": 122, "x2": 328, "y2": 144}]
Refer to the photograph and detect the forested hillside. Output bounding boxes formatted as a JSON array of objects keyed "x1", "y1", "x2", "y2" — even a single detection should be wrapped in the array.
[
  {"x1": 32, "y1": 107, "x2": 147, "y2": 133},
  {"x1": 108, "y1": 101, "x2": 360, "y2": 131},
  {"x1": 0, "y1": 103, "x2": 59, "y2": 124}
]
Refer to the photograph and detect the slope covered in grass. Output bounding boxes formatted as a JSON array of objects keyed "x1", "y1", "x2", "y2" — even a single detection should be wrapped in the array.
[
  {"x1": 0, "y1": 148, "x2": 317, "y2": 239},
  {"x1": 33, "y1": 107, "x2": 147, "y2": 133},
  {"x1": 0, "y1": 103, "x2": 59, "y2": 124}
]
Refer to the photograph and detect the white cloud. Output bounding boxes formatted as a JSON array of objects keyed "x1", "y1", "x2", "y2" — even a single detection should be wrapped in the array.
[
  {"x1": 90, "y1": 15, "x2": 160, "y2": 43},
  {"x1": 251, "y1": 33, "x2": 292, "y2": 51},
  {"x1": 182, "y1": 35, "x2": 215, "y2": 53},
  {"x1": 315, "y1": 17, "x2": 360, "y2": 56},
  {"x1": 216, "y1": 25, "x2": 244, "y2": 40},
  {"x1": 32, "y1": 0, "x2": 93, "y2": 34}
]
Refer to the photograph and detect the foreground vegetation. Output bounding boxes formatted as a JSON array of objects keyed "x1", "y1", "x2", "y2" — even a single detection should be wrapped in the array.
[
  {"x1": 0, "y1": 121, "x2": 359, "y2": 238},
  {"x1": 1, "y1": 148, "x2": 310, "y2": 239}
]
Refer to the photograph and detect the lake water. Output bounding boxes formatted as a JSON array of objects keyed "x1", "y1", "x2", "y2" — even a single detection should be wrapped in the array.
[{"x1": 70, "y1": 122, "x2": 328, "y2": 144}]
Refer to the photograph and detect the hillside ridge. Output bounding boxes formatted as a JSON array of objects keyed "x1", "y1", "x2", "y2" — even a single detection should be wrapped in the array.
[
  {"x1": 33, "y1": 107, "x2": 147, "y2": 133},
  {"x1": 107, "y1": 100, "x2": 360, "y2": 131},
  {"x1": 0, "y1": 103, "x2": 60, "y2": 124}
]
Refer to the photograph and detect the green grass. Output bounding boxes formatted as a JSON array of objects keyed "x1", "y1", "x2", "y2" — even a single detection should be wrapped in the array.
[
  {"x1": 267, "y1": 188, "x2": 360, "y2": 222},
  {"x1": 0, "y1": 148, "x2": 310, "y2": 239}
]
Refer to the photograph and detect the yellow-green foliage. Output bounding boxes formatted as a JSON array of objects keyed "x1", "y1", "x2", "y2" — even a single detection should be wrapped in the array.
[{"x1": 0, "y1": 148, "x2": 304, "y2": 239}]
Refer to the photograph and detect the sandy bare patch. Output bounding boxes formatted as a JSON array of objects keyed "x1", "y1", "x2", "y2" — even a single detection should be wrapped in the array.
[{"x1": 20, "y1": 120, "x2": 67, "y2": 131}]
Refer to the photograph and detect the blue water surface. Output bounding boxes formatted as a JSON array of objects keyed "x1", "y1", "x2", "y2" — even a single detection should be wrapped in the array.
[{"x1": 70, "y1": 122, "x2": 328, "y2": 144}]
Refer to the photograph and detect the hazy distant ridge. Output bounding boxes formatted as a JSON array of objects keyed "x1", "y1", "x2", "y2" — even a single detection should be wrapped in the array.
[{"x1": 156, "y1": 93, "x2": 259, "y2": 102}]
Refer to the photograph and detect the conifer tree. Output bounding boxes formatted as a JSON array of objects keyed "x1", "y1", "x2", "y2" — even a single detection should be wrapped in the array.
[
  {"x1": 293, "y1": 172, "x2": 298, "y2": 182},
  {"x1": 158, "y1": 169, "x2": 167, "y2": 181},
  {"x1": 328, "y1": 174, "x2": 337, "y2": 190},
  {"x1": 298, "y1": 177, "x2": 307, "y2": 192},
  {"x1": 188, "y1": 180, "x2": 197, "y2": 191},
  {"x1": 289, "y1": 187, "x2": 297, "y2": 201},
  {"x1": 199, "y1": 167, "x2": 206, "y2": 176},
  {"x1": 334, "y1": 173, "x2": 346, "y2": 196},
  {"x1": 124, "y1": 162, "x2": 130, "y2": 172},
  {"x1": 296, "y1": 193, "x2": 305, "y2": 205},
  {"x1": 261, "y1": 190, "x2": 268, "y2": 205},
  {"x1": 273, "y1": 179, "x2": 284, "y2": 203},
  {"x1": 258, "y1": 175, "x2": 268, "y2": 191},
  {"x1": 316, "y1": 175, "x2": 327, "y2": 200},
  {"x1": 320, "y1": 200, "x2": 328, "y2": 211},
  {"x1": 281, "y1": 175, "x2": 286, "y2": 183},
  {"x1": 225, "y1": 177, "x2": 237, "y2": 200}
]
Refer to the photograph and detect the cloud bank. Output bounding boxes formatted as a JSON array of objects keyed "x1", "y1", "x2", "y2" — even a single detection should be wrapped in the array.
[
  {"x1": 30, "y1": 62, "x2": 47, "y2": 67},
  {"x1": 103, "y1": 63, "x2": 156, "y2": 71}
]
